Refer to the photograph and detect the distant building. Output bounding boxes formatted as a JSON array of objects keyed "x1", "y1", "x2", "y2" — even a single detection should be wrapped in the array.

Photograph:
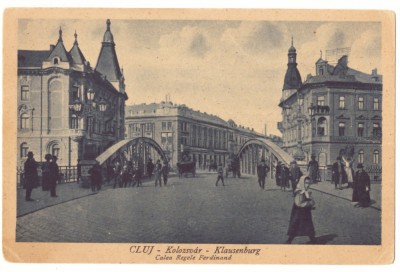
[
  {"x1": 125, "y1": 101, "x2": 281, "y2": 167},
  {"x1": 17, "y1": 19, "x2": 127, "y2": 167},
  {"x1": 278, "y1": 41, "x2": 382, "y2": 175}
]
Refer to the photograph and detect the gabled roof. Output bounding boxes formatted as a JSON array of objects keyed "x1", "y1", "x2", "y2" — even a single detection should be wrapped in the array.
[
  {"x1": 46, "y1": 28, "x2": 70, "y2": 62},
  {"x1": 18, "y1": 50, "x2": 50, "y2": 68}
]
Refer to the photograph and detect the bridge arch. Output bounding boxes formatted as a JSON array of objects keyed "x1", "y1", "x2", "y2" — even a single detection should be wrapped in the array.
[
  {"x1": 236, "y1": 138, "x2": 293, "y2": 177},
  {"x1": 96, "y1": 137, "x2": 167, "y2": 173}
]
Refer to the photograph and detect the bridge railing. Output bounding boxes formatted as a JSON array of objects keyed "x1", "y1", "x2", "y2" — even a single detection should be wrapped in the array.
[{"x1": 16, "y1": 165, "x2": 78, "y2": 189}]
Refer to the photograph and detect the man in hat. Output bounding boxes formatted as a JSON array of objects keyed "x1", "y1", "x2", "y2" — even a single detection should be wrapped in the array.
[
  {"x1": 332, "y1": 156, "x2": 344, "y2": 189},
  {"x1": 289, "y1": 160, "x2": 302, "y2": 196},
  {"x1": 49, "y1": 155, "x2": 59, "y2": 197},
  {"x1": 257, "y1": 159, "x2": 270, "y2": 189},
  {"x1": 352, "y1": 163, "x2": 371, "y2": 207},
  {"x1": 275, "y1": 161, "x2": 282, "y2": 186},
  {"x1": 24, "y1": 152, "x2": 39, "y2": 201},
  {"x1": 307, "y1": 155, "x2": 320, "y2": 183}
]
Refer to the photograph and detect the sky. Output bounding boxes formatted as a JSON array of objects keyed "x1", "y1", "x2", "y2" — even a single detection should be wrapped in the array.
[{"x1": 18, "y1": 19, "x2": 381, "y2": 136}]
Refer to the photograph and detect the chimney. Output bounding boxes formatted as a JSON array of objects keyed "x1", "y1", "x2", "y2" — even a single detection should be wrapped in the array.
[{"x1": 50, "y1": 44, "x2": 55, "y2": 51}]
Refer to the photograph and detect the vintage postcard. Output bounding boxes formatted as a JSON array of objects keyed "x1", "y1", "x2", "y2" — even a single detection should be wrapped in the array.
[{"x1": 2, "y1": 8, "x2": 395, "y2": 264}]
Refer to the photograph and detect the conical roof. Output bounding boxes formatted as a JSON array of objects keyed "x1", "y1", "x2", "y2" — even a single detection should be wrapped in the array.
[{"x1": 69, "y1": 31, "x2": 86, "y2": 65}]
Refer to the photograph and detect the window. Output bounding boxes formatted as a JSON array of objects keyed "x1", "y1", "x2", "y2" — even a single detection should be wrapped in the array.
[
  {"x1": 372, "y1": 123, "x2": 381, "y2": 137},
  {"x1": 145, "y1": 123, "x2": 153, "y2": 131},
  {"x1": 319, "y1": 67, "x2": 324, "y2": 75},
  {"x1": 71, "y1": 87, "x2": 79, "y2": 102},
  {"x1": 20, "y1": 113, "x2": 29, "y2": 129},
  {"x1": 374, "y1": 98, "x2": 379, "y2": 110},
  {"x1": 70, "y1": 114, "x2": 79, "y2": 129},
  {"x1": 358, "y1": 96, "x2": 364, "y2": 110},
  {"x1": 51, "y1": 143, "x2": 60, "y2": 158},
  {"x1": 373, "y1": 150, "x2": 379, "y2": 164},
  {"x1": 357, "y1": 123, "x2": 364, "y2": 137},
  {"x1": 53, "y1": 57, "x2": 59, "y2": 65},
  {"x1": 161, "y1": 132, "x2": 173, "y2": 148},
  {"x1": 20, "y1": 143, "x2": 28, "y2": 158},
  {"x1": 358, "y1": 150, "x2": 364, "y2": 164},
  {"x1": 317, "y1": 117, "x2": 327, "y2": 136},
  {"x1": 162, "y1": 122, "x2": 166, "y2": 131},
  {"x1": 21, "y1": 86, "x2": 29, "y2": 101},
  {"x1": 339, "y1": 122, "x2": 345, "y2": 136},
  {"x1": 167, "y1": 122, "x2": 172, "y2": 130},
  {"x1": 339, "y1": 96, "x2": 345, "y2": 109},
  {"x1": 317, "y1": 96, "x2": 325, "y2": 106}
]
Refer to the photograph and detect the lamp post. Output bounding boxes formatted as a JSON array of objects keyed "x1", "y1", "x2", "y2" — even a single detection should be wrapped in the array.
[
  {"x1": 71, "y1": 87, "x2": 108, "y2": 188},
  {"x1": 293, "y1": 92, "x2": 306, "y2": 161}
]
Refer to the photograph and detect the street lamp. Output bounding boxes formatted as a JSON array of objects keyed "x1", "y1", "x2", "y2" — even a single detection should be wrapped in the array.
[
  {"x1": 87, "y1": 88, "x2": 95, "y2": 102},
  {"x1": 293, "y1": 91, "x2": 306, "y2": 161},
  {"x1": 98, "y1": 98, "x2": 107, "y2": 112}
]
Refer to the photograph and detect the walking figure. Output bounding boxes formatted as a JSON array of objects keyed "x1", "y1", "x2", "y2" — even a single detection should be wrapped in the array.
[
  {"x1": 112, "y1": 160, "x2": 121, "y2": 189},
  {"x1": 49, "y1": 155, "x2": 59, "y2": 197},
  {"x1": 89, "y1": 163, "x2": 102, "y2": 193},
  {"x1": 280, "y1": 163, "x2": 290, "y2": 192},
  {"x1": 154, "y1": 160, "x2": 162, "y2": 187},
  {"x1": 147, "y1": 158, "x2": 155, "y2": 178},
  {"x1": 257, "y1": 159, "x2": 270, "y2": 189},
  {"x1": 332, "y1": 156, "x2": 344, "y2": 190},
  {"x1": 275, "y1": 161, "x2": 282, "y2": 186},
  {"x1": 24, "y1": 151, "x2": 39, "y2": 201},
  {"x1": 352, "y1": 163, "x2": 371, "y2": 207},
  {"x1": 162, "y1": 160, "x2": 169, "y2": 186},
  {"x1": 121, "y1": 164, "x2": 130, "y2": 188},
  {"x1": 286, "y1": 176, "x2": 316, "y2": 244},
  {"x1": 307, "y1": 155, "x2": 319, "y2": 183},
  {"x1": 215, "y1": 163, "x2": 225, "y2": 186},
  {"x1": 289, "y1": 160, "x2": 301, "y2": 196},
  {"x1": 41, "y1": 154, "x2": 52, "y2": 191}
]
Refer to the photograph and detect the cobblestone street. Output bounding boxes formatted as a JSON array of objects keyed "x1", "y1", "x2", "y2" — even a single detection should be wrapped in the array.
[{"x1": 16, "y1": 173, "x2": 381, "y2": 245}]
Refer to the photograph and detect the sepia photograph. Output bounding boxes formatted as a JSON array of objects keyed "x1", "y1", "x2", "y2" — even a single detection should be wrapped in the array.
[{"x1": 2, "y1": 8, "x2": 395, "y2": 264}]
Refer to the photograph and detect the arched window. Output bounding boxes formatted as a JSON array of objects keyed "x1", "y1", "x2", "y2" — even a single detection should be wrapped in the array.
[
  {"x1": 20, "y1": 143, "x2": 28, "y2": 158},
  {"x1": 373, "y1": 150, "x2": 379, "y2": 164},
  {"x1": 317, "y1": 117, "x2": 327, "y2": 136},
  {"x1": 51, "y1": 143, "x2": 60, "y2": 158},
  {"x1": 358, "y1": 123, "x2": 364, "y2": 137},
  {"x1": 20, "y1": 113, "x2": 29, "y2": 129},
  {"x1": 358, "y1": 150, "x2": 364, "y2": 164},
  {"x1": 339, "y1": 122, "x2": 346, "y2": 136},
  {"x1": 21, "y1": 85, "x2": 29, "y2": 101},
  {"x1": 358, "y1": 96, "x2": 364, "y2": 110},
  {"x1": 70, "y1": 114, "x2": 79, "y2": 129},
  {"x1": 53, "y1": 57, "x2": 59, "y2": 65},
  {"x1": 339, "y1": 96, "x2": 345, "y2": 109}
]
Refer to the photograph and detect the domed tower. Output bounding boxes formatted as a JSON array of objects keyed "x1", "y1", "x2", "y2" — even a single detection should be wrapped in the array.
[
  {"x1": 282, "y1": 37, "x2": 302, "y2": 100},
  {"x1": 95, "y1": 19, "x2": 124, "y2": 93}
]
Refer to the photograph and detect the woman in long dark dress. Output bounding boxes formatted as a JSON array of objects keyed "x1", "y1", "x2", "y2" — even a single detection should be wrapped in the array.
[
  {"x1": 352, "y1": 163, "x2": 371, "y2": 207},
  {"x1": 286, "y1": 176, "x2": 316, "y2": 244}
]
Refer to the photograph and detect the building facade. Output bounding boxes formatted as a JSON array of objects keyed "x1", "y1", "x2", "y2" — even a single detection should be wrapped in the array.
[
  {"x1": 17, "y1": 19, "x2": 127, "y2": 167},
  {"x1": 278, "y1": 42, "x2": 382, "y2": 176},
  {"x1": 125, "y1": 101, "x2": 280, "y2": 168}
]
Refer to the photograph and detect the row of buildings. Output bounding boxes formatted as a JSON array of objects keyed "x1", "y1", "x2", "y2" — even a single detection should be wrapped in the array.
[
  {"x1": 17, "y1": 20, "x2": 382, "y2": 176},
  {"x1": 125, "y1": 101, "x2": 279, "y2": 168}
]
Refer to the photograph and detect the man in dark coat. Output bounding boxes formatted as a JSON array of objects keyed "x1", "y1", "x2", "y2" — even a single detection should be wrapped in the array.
[
  {"x1": 49, "y1": 155, "x2": 59, "y2": 197},
  {"x1": 280, "y1": 164, "x2": 290, "y2": 192},
  {"x1": 275, "y1": 161, "x2": 282, "y2": 186},
  {"x1": 257, "y1": 159, "x2": 270, "y2": 189},
  {"x1": 24, "y1": 152, "x2": 39, "y2": 201},
  {"x1": 289, "y1": 160, "x2": 301, "y2": 196},
  {"x1": 352, "y1": 163, "x2": 371, "y2": 207},
  {"x1": 162, "y1": 160, "x2": 170, "y2": 186},
  {"x1": 307, "y1": 155, "x2": 319, "y2": 183},
  {"x1": 146, "y1": 158, "x2": 155, "y2": 178},
  {"x1": 332, "y1": 157, "x2": 344, "y2": 190},
  {"x1": 89, "y1": 164, "x2": 102, "y2": 193},
  {"x1": 41, "y1": 153, "x2": 53, "y2": 191}
]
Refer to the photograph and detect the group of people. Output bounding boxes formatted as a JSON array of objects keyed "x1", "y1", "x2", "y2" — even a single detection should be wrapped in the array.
[
  {"x1": 23, "y1": 152, "x2": 59, "y2": 201},
  {"x1": 110, "y1": 160, "x2": 143, "y2": 189}
]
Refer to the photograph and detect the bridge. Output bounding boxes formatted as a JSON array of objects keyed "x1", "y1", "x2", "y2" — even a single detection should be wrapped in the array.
[{"x1": 94, "y1": 136, "x2": 294, "y2": 179}]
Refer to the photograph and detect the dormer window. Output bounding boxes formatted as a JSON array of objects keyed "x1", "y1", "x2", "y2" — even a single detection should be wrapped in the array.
[
  {"x1": 53, "y1": 57, "x2": 59, "y2": 65},
  {"x1": 319, "y1": 66, "x2": 324, "y2": 75}
]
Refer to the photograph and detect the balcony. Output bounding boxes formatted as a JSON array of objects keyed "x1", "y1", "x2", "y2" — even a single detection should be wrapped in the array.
[{"x1": 308, "y1": 105, "x2": 330, "y2": 116}]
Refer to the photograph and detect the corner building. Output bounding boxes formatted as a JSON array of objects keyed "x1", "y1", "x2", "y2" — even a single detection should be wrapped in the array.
[
  {"x1": 278, "y1": 42, "x2": 382, "y2": 179},
  {"x1": 17, "y1": 20, "x2": 127, "y2": 167}
]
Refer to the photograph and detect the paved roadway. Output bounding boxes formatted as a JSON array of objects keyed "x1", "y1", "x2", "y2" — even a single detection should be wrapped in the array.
[{"x1": 16, "y1": 173, "x2": 381, "y2": 244}]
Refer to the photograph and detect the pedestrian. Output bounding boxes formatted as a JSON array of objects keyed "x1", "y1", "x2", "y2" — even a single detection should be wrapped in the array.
[
  {"x1": 121, "y1": 164, "x2": 130, "y2": 188},
  {"x1": 112, "y1": 160, "x2": 121, "y2": 189},
  {"x1": 127, "y1": 161, "x2": 134, "y2": 187},
  {"x1": 342, "y1": 156, "x2": 354, "y2": 188},
  {"x1": 280, "y1": 163, "x2": 290, "y2": 192},
  {"x1": 275, "y1": 161, "x2": 282, "y2": 186},
  {"x1": 41, "y1": 154, "x2": 53, "y2": 191},
  {"x1": 77, "y1": 159, "x2": 81, "y2": 183},
  {"x1": 286, "y1": 176, "x2": 316, "y2": 244},
  {"x1": 289, "y1": 160, "x2": 301, "y2": 196},
  {"x1": 215, "y1": 163, "x2": 225, "y2": 186},
  {"x1": 154, "y1": 160, "x2": 162, "y2": 187},
  {"x1": 352, "y1": 163, "x2": 371, "y2": 208},
  {"x1": 147, "y1": 158, "x2": 155, "y2": 178},
  {"x1": 307, "y1": 155, "x2": 320, "y2": 183},
  {"x1": 23, "y1": 151, "x2": 39, "y2": 201},
  {"x1": 49, "y1": 155, "x2": 59, "y2": 197},
  {"x1": 89, "y1": 163, "x2": 102, "y2": 193},
  {"x1": 332, "y1": 157, "x2": 344, "y2": 190},
  {"x1": 162, "y1": 160, "x2": 169, "y2": 186},
  {"x1": 257, "y1": 159, "x2": 270, "y2": 189}
]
